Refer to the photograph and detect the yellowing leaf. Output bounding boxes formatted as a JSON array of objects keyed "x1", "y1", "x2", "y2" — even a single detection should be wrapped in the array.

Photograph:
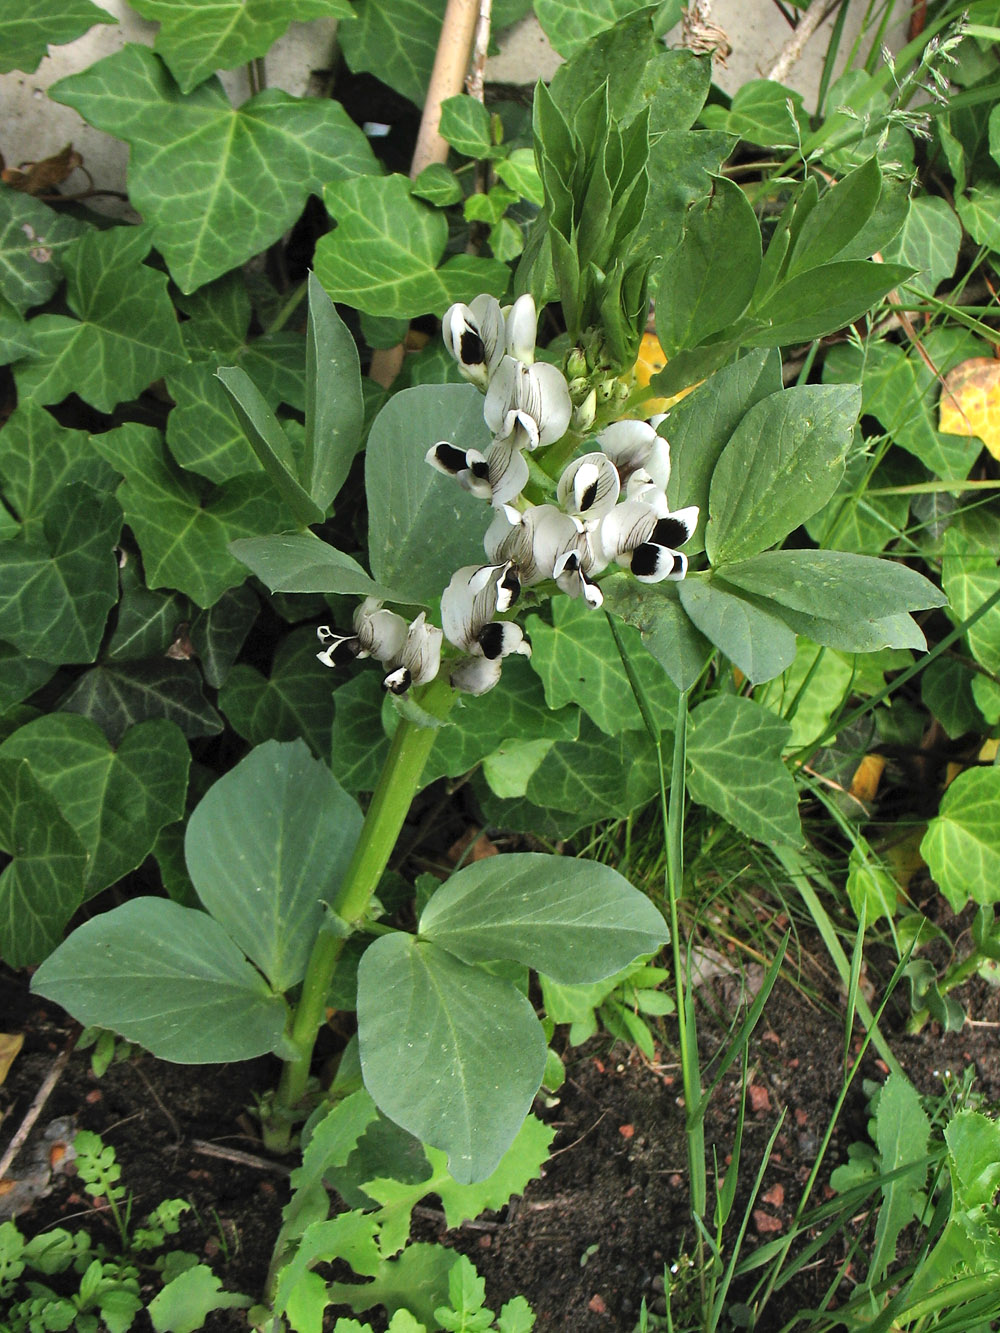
[
  {"x1": 0, "y1": 1032, "x2": 24, "y2": 1086},
  {"x1": 633, "y1": 333, "x2": 700, "y2": 413},
  {"x1": 938, "y1": 356, "x2": 1000, "y2": 459}
]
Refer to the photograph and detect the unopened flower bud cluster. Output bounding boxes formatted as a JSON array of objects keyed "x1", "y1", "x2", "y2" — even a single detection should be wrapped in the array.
[{"x1": 318, "y1": 294, "x2": 698, "y2": 698}]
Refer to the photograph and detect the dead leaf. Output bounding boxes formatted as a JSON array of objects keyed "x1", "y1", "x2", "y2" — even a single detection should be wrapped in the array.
[
  {"x1": 1, "y1": 144, "x2": 83, "y2": 195},
  {"x1": 938, "y1": 357, "x2": 1000, "y2": 459},
  {"x1": 0, "y1": 1032, "x2": 23, "y2": 1086},
  {"x1": 850, "y1": 753, "x2": 885, "y2": 804}
]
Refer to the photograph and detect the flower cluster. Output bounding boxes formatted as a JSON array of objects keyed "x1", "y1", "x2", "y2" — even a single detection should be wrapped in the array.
[{"x1": 317, "y1": 294, "x2": 698, "y2": 699}]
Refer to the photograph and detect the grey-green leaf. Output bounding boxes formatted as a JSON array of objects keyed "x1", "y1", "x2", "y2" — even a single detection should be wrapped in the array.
[
  {"x1": 419, "y1": 853, "x2": 668, "y2": 984},
  {"x1": 304, "y1": 272, "x2": 364, "y2": 510},
  {"x1": 366, "y1": 385, "x2": 492, "y2": 603},
  {"x1": 706, "y1": 384, "x2": 860, "y2": 565},
  {"x1": 358, "y1": 932, "x2": 547, "y2": 1183},
  {"x1": 678, "y1": 578, "x2": 797, "y2": 684},
  {"x1": 185, "y1": 740, "x2": 362, "y2": 992},
  {"x1": 655, "y1": 175, "x2": 761, "y2": 358},
  {"x1": 31, "y1": 898, "x2": 288, "y2": 1062},
  {"x1": 230, "y1": 531, "x2": 402, "y2": 602}
]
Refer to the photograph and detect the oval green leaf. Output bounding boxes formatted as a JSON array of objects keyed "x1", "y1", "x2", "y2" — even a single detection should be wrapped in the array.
[
  {"x1": 185, "y1": 739, "x2": 362, "y2": 992},
  {"x1": 357, "y1": 933, "x2": 547, "y2": 1183},
  {"x1": 419, "y1": 852, "x2": 668, "y2": 984},
  {"x1": 31, "y1": 898, "x2": 288, "y2": 1062}
]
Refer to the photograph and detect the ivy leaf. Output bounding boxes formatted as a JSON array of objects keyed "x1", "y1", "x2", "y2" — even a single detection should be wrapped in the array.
[
  {"x1": 340, "y1": 0, "x2": 442, "y2": 106},
  {"x1": 823, "y1": 331, "x2": 984, "y2": 480},
  {"x1": 922, "y1": 767, "x2": 1000, "y2": 914},
  {"x1": 189, "y1": 585, "x2": 259, "y2": 688},
  {"x1": 219, "y1": 627, "x2": 337, "y2": 757},
  {"x1": 524, "y1": 715, "x2": 660, "y2": 823},
  {"x1": 0, "y1": 1, "x2": 115, "y2": 75},
  {"x1": 526, "y1": 596, "x2": 678, "y2": 735},
  {"x1": 31, "y1": 898, "x2": 289, "y2": 1062},
  {"x1": 0, "y1": 189, "x2": 84, "y2": 314},
  {"x1": 317, "y1": 174, "x2": 510, "y2": 318},
  {"x1": 49, "y1": 44, "x2": 378, "y2": 292},
  {"x1": 105, "y1": 561, "x2": 190, "y2": 663},
  {"x1": 128, "y1": 0, "x2": 352, "y2": 94},
  {"x1": 0, "y1": 715, "x2": 190, "y2": 898},
  {"x1": 12, "y1": 225, "x2": 188, "y2": 412},
  {"x1": 357, "y1": 933, "x2": 547, "y2": 1183},
  {"x1": 0, "y1": 399, "x2": 116, "y2": 542},
  {"x1": 686, "y1": 695, "x2": 802, "y2": 846},
  {"x1": 93, "y1": 423, "x2": 293, "y2": 608},
  {"x1": 0, "y1": 483, "x2": 122, "y2": 665},
  {"x1": 534, "y1": 0, "x2": 656, "y2": 58},
  {"x1": 59, "y1": 659, "x2": 223, "y2": 746},
  {"x1": 0, "y1": 758, "x2": 87, "y2": 968}
]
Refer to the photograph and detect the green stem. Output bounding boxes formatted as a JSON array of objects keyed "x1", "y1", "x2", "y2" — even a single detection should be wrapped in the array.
[{"x1": 275, "y1": 675, "x2": 455, "y2": 1117}]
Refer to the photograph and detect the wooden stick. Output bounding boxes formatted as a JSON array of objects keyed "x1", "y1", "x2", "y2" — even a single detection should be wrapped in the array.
[
  {"x1": 767, "y1": 0, "x2": 841, "y2": 82},
  {"x1": 368, "y1": 0, "x2": 480, "y2": 388},
  {"x1": 0, "y1": 1034, "x2": 76, "y2": 1183}
]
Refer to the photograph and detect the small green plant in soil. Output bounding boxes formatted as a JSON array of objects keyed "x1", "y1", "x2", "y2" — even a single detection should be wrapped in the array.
[{"x1": 0, "y1": 1129, "x2": 250, "y2": 1333}]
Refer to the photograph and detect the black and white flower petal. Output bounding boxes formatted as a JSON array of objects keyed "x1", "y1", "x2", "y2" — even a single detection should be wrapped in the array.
[
  {"x1": 450, "y1": 654, "x2": 503, "y2": 696},
  {"x1": 442, "y1": 295, "x2": 505, "y2": 389},
  {"x1": 557, "y1": 452, "x2": 621, "y2": 521},
  {"x1": 441, "y1": 562, "x2": 522, "y2": 654},
  {"x1": 600, "y1": 502, "x2": 699, "y2": 583},
  {"x1": 381, "y1": 612, "x2": 442, "y2": 692},
  {"x1": 316, "y1": 625, "x2": 361, "y2": 668},
  {"x1": 552, "y1": 549, "x2": 604, "y2": 608},
  {"x1": 425, "y1": 441, "x2": 493, "y2": 499}
]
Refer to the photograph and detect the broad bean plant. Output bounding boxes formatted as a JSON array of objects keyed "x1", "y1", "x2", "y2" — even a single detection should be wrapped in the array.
[{"x1": 0, "y1": 1, "x2": 961, "y2": 1326}]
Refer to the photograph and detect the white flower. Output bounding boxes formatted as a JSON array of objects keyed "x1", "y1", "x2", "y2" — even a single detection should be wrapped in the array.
[
  {"x1": 484, "y1": 504, "x2": 604, "y2": 607},
  {"x1": 381, "y1": 612, "x2": 443, "y2": 695},
  {"x1": 441, "y1": 562, "x2": 530, "y2": 695},
  {"x1": 556, "y1": 452, "x2": 621, "y2": 522},
  {"x1": 316, "y1": 598, "x2": 408, "y2": 669},
  {"x1": 317, "y1": 601, "x2": 441, "y2": 695},
  {"x1": 599, "y1": 502, "x2": 700, "y2": 582},
  {"x1": 442, "y1": 295, "x2": 506, "y2": 390},
  {"x1": 596, "y1": 419, "x2": 671, "y2": 490},
  {"x1": 442, "y1": 293, "x2": 537, "y2": 389},
  {"x1": 425, "y1": 437, "x2": 529, "y2": 509},
  {"x1": 484, "y1": 356, "x2": 572, "y2": 453},
  {"x1": 504, "y1": 294, "x2": 537, "y2": 366}
]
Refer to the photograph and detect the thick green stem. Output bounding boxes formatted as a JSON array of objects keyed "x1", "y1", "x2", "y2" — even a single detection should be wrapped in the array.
[{"x1": 275, "y1": 675, "x2": 455, "y2": 1118}]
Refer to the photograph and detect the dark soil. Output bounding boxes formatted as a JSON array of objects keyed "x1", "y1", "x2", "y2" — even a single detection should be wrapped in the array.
[{"x1": 3, "y1": 923, "x2": 999, "y2": 1333}]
